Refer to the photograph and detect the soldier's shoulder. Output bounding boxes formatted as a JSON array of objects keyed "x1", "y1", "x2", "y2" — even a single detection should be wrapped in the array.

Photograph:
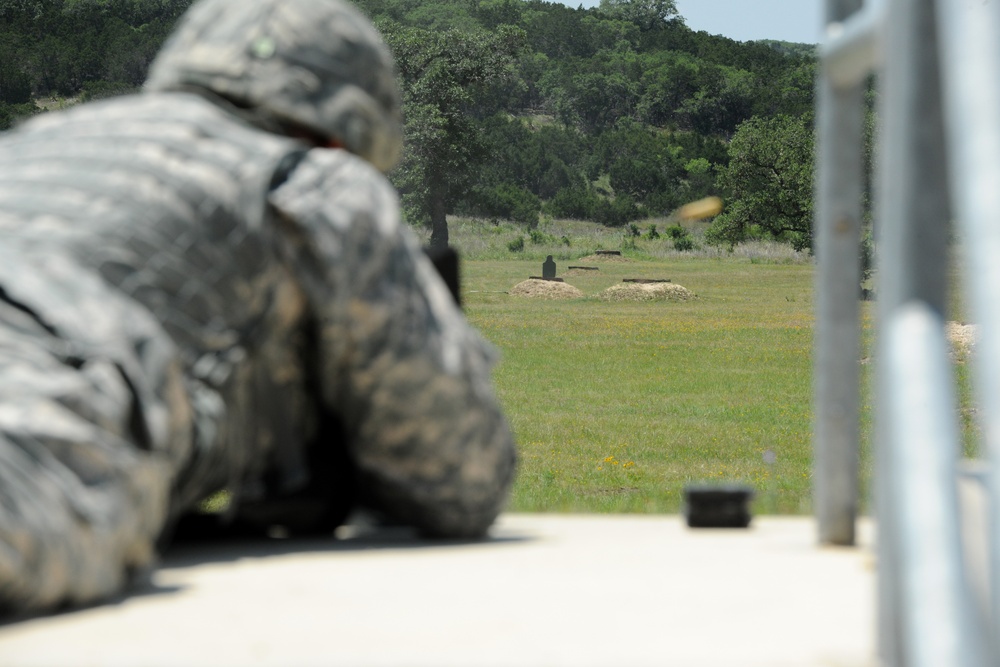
[
  {"x1": 287, "y1": 148, "x2": 388, "y2": 187},
  {"x1": 13, "y1": 92, "x2": 225, "y2": 134},
  {"x1": 271, "y1": 148, "x2": 398, "y2": 213}
]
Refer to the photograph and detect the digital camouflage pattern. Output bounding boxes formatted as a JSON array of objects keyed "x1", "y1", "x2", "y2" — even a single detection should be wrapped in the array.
[
  {"x1": 0, "y1": 0, "x2": 515, "y2": 615},
  {"x1": 145, "y1": 0, "x2": 403, "y2": 172}
]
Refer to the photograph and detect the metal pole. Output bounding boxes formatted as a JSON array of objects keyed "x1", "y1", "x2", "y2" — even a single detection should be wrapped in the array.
[
  {"x1": 875, "y1": 0, "x2": 951, "y2": 662},
  {"x1": 934, "y1": 0, "x2": 1000, "y2": 647},
  {"x1": 885, "y1": 303, "x2": 989, "y2": 667},
  {"x1": 821, "y1": 0, "x2": 884, "y2": 90},
  {"x1": 814, "y1": 0, "x2": 867, "y2": 547}
]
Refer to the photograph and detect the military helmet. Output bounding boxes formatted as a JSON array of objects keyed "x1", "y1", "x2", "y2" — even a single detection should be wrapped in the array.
[{"x1": 145, "y1": 0, "x2": 403, "y2": 172}]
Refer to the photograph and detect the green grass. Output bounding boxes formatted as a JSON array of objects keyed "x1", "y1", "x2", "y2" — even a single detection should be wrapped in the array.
[
  {"x1": 462, "y1": 255, "x2": 819, "y2": 515},
  {"x1": 426, "y1": 217, "x2": 976, "y2": 518}
]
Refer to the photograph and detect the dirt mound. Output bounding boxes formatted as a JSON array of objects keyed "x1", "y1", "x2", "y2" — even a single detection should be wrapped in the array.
[
  {"x1": 509, "y1": 279, "x2": 584, "y2": 299},
  {"x1": 577, "y1": 253, "x2": 631, "y2": 263},
  {"x1": 598, "y1": 282, "x2": 695, "y2": 302}
]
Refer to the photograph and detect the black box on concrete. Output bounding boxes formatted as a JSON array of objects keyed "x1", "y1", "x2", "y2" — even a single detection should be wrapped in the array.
[{"x1": 684, "y1": 484, "x2": 754, "y2": 528}]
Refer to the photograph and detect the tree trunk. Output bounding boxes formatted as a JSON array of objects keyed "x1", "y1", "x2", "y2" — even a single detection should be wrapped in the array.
[{"x1": 428, "y1": 193, "x2": 449, "y2": 249}]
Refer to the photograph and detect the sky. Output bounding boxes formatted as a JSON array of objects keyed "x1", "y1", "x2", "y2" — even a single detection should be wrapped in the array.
[{"x1": 567, "y1": 0, "x2": 825, "y2": 45}]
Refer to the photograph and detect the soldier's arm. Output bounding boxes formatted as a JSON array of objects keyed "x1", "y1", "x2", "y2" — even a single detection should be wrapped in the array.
[{"x1": 268, "y1": 149, "x2": 516, "y2": 538}]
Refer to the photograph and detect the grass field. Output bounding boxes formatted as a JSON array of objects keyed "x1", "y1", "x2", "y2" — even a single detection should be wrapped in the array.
[{"x1": 425, "y1": 216, "x2": 872, "y2": 516}]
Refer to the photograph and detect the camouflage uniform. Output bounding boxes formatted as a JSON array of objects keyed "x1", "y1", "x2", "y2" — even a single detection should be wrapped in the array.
[{"x1": 0, "y1": 0, "x2": 515, "y2": 614}]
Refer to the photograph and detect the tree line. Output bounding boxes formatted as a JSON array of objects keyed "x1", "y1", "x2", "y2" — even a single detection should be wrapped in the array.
[{"x1": 0, "y1": 0, "x2": 820, "y2": 250}]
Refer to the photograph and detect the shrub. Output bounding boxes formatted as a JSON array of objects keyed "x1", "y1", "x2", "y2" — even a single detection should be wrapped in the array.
[
  {"x1": 665, "y1": 223, "x2": 686, "y2": 240},
  {"x1": 665, "y1": 223, "x2": 696, "y2": 251},
  {"x1": 673, "y1": 236, "x2": 695, "y2": 251},
  {"x1": 594, "y1": 195, "x2": 642, "y2": 227},
  {"x1": 508, "y1": 236, "x2": 525, "y2": 252},
  {"x1": 465, "y1": 183, "x2": 541, "y2": 227},
  {"x1": 703, "y1": 221, "x2": 734, "y2": 249},
  {"x1": 627, "y1": 222, "x2": 641, "y2": 237},
  {"x1": 545, "y1": 186, "x2": 599, "y2": 220},
  {"x1": 529, "y1": 229, "x2": 559, "y2": 245},
  {"x1": 512, "y1": 197, "x2": 542, "y2": 228},
  {"x1": 645, "y1": 224, "x2": 660, "y2": 240}
]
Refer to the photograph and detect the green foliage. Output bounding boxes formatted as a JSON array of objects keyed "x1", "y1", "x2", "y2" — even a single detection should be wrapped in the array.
[
  {"x1": 424, "y1": 214, "x2": 811, "y2": 262},
  {"x1": 507, "y1": 235, "x2": 525, "y2": 252},
  {"x1": 757, "y1": 40, "x2": 818, "y2": 59},
  {"x1": 593, "y1": 194, "x2": 642, "y2": 227},
  {"x1": 644, "y1": 224, "x2": 659, "y2": 240},
  {"x1": 529, "y1": 228, "x2": 557, "y2": 245},
  {"x1": 544, "y1": 186, "x2": 600, "y2": 220},
  {"x1": 760, "y1": 60, "x2": 816, "y2": 118},
  {"x1": 0, "y1": 47, "x2": 33, "y2": 104},
  {"x1": 473, "y1": 0, "x2": 524, "y2": 29},
  {"x1": 860, "y1": 226, "x2": 874, "y2": 283},
  {"x1": 80, "y1": 79, "x2": 137, "y2": 101},
  {"x1": 684, "y1": 157, "x2": 710, "y2": 174},
  {"x1": 0, "y1": 100, "x2": 41, "y2": 130},
  {"x1": 464, "y1": 182, "x2": 541, "y2": 227},
  {"x1": 0, "y1": 0, "x2": 189, "y2": 98},
  {"x1": 597, "y1": 0, "x2": 680, "y2": 31},
  {"x1": 2, "y1": 0, "x2": 819, "y2": 255},
  {"x1": 678, "y1": 156, "x2": 715, "y2": 203},
  {"x1": 355, "y1": 0, "x2": 472, "y2": 29},
  {"x1": 707, "y1": 114, "x2": 814, "y2": 251},
  {"x1": 664, "y1": 223, "x2": 695, "y2": 250},
  {"x1": 626, "y1": 222, "x2": 641, "y2": 237},
  {"x1": 476, "y1": 115, "x2": 589, "y2": 201},
  {"x1": 673, "y1": 235, "x2": 695, "y2": 251},
  {"x1": 380, "y1": 20, "x2": 526, "y2": 247},
  {"x1": 587, "y1": 121, "x2": 685, "y2": 211},
  {"x1": 665, "y1": 223, "x2": 685, "y2": 239}
]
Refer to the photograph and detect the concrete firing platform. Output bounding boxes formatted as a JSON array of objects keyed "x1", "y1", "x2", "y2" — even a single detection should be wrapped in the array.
[{"x1": 0, "y1": 514, "x2": 877, "y2": 667}]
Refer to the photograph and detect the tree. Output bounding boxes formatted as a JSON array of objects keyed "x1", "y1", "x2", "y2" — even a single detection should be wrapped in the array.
[
  {"x1": 560, "y1": 70, "x2": 639, "y2": 132},
  {"x1": 706, "y1": 114, "x2": 814, "y2": 250},
  {"x1": 380, "y1": 21, "x2": 524, "y2": 247},
  {"x1": 0, "y1": 45, "x2": 33, "y2": 104},
  {"x1": 675, "y1": 65, "x2": 755, "y2": 137},
  {"x1": 588, "y1": 121, "x2": 684, "y2": 211},
  {"x1": 636, "y1": 51, "x2": 699, "y2": 126},
  {"x1": 0, "y1": 0, "x2": 822, "y2": 237},
  {"x1": 473, "y1": 0, "x2": 524, "y2": 29},
  {"x1": 597, "y1": 0, "x2": 680, "y2": 32}
]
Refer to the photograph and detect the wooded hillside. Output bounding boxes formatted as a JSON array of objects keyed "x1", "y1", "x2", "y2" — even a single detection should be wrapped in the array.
[{"x1": 0, "y1": 0, "x2": 819, "y2": 249}]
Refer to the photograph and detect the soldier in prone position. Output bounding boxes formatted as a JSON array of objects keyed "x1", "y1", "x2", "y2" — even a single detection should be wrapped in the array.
[{"x1": 0, "y1": 0, "x2": 516, "y2": 614}]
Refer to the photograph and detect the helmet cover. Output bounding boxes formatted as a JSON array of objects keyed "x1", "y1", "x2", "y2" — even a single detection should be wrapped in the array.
[{"x1": 146, "y1": 0, "x2": 403, "y2": 172}]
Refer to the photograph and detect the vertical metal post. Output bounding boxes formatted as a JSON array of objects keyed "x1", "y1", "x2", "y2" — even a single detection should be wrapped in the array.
[
  {"x1": 934, "y1": 0, "x2": 1000, "y2": 646},
  {"x1": 885, "y1": 303, "x2": 989, "y2": 667},
  {"x1": 814, "y1": 0, "x2": 866, "y2": 547},
  {"x1": 819, "y1": 0, "x2": 1000, "y2": 663},
  {"x1": 875, "y1": 0, "x2": 951, "y2": 662}
]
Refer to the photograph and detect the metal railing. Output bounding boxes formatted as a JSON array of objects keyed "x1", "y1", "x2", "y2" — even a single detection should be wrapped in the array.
[{"x1": 814, "y1": 0, "x2": 1000, "y2": 663}]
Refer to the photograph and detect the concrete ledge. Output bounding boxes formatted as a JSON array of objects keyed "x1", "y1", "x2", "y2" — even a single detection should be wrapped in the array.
[{"x1": 0, "y1": 514, "x2": 876, "y2": 667}]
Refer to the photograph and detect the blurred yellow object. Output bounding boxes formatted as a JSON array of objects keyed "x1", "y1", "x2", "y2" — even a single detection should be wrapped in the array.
[{"x1": 677, "y1": 196, "x2": 723, "y2": 221}]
